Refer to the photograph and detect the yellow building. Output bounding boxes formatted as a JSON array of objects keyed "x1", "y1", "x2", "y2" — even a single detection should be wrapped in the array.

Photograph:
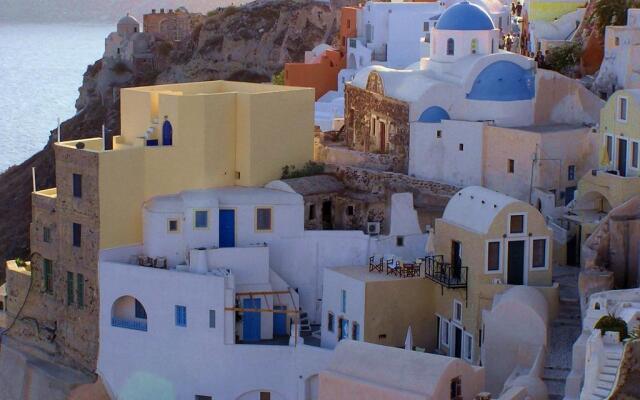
[
  {"x1": 566, "y1": 89, "x2": 640, "y2": 253},
  {"x1": 66, "y1": 80, "x2": 314, "y2": 249},
  {"x1": 4, "y1": 80, "x2": 314, "y2": 372},
  {"x1": 430, "y1": 186, "x2": 557, "y2": 363}
]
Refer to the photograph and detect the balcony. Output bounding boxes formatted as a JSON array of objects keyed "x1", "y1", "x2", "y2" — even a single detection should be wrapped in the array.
[
  {"x1": 423, "y1": 255, "x2": 468, "y2": 289},
  {"x1": 111, "y1": 317, "x2": 147, "y2": 332}
]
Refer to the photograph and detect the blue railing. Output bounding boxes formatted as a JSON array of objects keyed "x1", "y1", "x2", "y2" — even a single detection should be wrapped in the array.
[{"x1": 111, "y1": 317, "x2": 147, "y2": 332}]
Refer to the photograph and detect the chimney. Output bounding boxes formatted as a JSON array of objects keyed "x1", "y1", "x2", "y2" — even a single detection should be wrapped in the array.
[
  {"x1": 160, "y1": 8, "x2": 165, "y2": 13},
  {"x1": 169, "y1": 9, "x2": 174, "y2": 13},
  {"x1": 152, "y1": 9, "x2": 156, "y2": 13}
]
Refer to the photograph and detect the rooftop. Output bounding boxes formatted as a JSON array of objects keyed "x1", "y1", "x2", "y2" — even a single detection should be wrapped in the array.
[
  {"x1": 442, "y1": 186, "x2": 520, "y2": 234},
  {"x1": 437, "y1": 1, "x2": 495, "y2": 31},
  {"x1": 125, "y1": 80, "x2": 311, "y2": 96},
  {"x1": 511, "y1": 123, "x2": 589, "y2": 134},
  {"x1": 275, "y1": 175, "x2": 345, "y2": 196},
  {"x1": 328, "y1": 266, "x2": 422, "y2": 283}
]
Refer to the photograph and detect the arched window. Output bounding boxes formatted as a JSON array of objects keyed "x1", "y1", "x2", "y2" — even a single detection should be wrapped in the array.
[
  {"x1": 471, "y1": 39, "x2": 478, "y2": 54},
  {"x1": 447, "y1": 38, "x2": 455, "y2": 55},
  {"x1": 111, "y1": 295, "x2": 148, "y2": 331},
  {"x1": 162, "y1": 117, "x2": 173, "y2": 146},
  {"x1": 595, "y1": 302, "x2": 601, "y2": 310}
]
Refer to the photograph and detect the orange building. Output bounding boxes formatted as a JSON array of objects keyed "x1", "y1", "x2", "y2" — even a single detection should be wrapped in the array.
[{"x1": 284, "y1": 7, "x2": 358, "y2": 100}]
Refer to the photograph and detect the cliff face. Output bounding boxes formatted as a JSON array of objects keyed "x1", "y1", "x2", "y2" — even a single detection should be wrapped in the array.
[{"x1": 0, "y1": 0, "x2": 343, "y2": 279}]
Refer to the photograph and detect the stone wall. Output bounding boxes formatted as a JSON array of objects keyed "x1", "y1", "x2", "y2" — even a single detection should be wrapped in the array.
[
  {"x1": 344, "y1": 84, "x2": 410, "y2": 173},
  {"x1": 6, "y1": 145, "x2": 101, "y2": 373},
  {"x1": 609, "y1": 339, "x2": 640, "y2": 400}
]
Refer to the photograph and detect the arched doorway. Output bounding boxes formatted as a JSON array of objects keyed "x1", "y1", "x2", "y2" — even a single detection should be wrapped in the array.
[
  {"x1": 162, "y1": 118, "x2": 173, "y2": 146},
  {"x1": 111, "y1": 295, "x2": 148, "y2": 331}
]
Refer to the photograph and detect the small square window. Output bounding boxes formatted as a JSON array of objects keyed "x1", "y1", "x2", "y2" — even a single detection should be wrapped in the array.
[
  {"x1": 72, "y1": 223, "x2": 81, "y2": 247},
  {"x1": 347, "y1": 205, "x2": 354, "y2": 216},
  {"x1": 168, "y1": 219, "x2": 179, "y2": 232},
  {"x1": 256, "y1": 208, "x2": 272, "y2": 231},
  {"x1": 508, "y1": 159, "x2": 515, "y2": 173},
  {"x1": 194, "y1": 210, "x2": 208, "y2": 229},
  {"x1": 459, "y1": 143, "x2": 464, "y2": 151},
  {"x1": 396, "y1": 236, "x2": 404, "y2": 247},
  {"x1": 43, "y1": 226, "x2": 52, "y2": 243},
  {"x1": 568, "y1": 165, "x2": 576, "y2": 181},
  {"x1": 436, "y1": 130, "x2": 442, "y2": 138},
  {"x1": 209, "y1": 310, "x2": 216, "y2": 328},
  {"x1": 615, "y1": 36, "x2": 620, "y2": 46},
  {"x1": 510, "y1": 215, "x2": 524, "y2": 234},
  {"x1": 260, "y1": 392, "x2": 271, "y2": 400}
]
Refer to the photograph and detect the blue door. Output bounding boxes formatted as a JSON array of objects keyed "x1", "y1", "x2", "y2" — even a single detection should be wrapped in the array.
[
  {"x1": 243, "y1": 298, "x2": 261, "y2": 342},
  {"x1": 273, "y1": 305, "x2": 287, "y2": 336},
  {"x1": 162, "y1": 120, "x2": 173, "y2": 146},
  {"x1": 219, "y1": 209, "x2": 235, "y2": 248}
]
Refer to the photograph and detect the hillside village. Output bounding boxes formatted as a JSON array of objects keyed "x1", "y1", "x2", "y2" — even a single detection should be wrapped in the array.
[{"x1": 1, "y1": 1, "x2": 640, "y2": 400}]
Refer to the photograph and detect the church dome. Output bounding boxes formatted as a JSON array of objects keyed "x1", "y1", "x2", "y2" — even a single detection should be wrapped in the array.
[
  {"x1": 118, "y1": 13, "x2": 139, "y2": 27},
  {"x1": 437, "y1": 1, "x2": 495, "y2": 31}
]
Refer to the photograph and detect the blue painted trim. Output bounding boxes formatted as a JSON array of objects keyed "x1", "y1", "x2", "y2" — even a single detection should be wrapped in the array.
[{"x1": 111, "y1": 317, "x2": 147, "y2": 331}]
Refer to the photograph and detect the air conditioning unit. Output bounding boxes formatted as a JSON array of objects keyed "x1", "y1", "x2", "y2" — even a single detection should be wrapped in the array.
[{"x1": 367, "y1": 222, "x2": 381, "y2": 236}]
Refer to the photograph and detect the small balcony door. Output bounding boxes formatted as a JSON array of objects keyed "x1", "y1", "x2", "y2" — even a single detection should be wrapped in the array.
[
  {"x1": 452, "y1": 325, "x2": 463, "y2": 358},
  {"x1": 451, "y1": 241, "x2": 462, "y2": 281}
]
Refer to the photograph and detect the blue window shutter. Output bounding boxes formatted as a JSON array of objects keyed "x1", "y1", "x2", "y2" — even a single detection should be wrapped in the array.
[{"x1": 175, "y1": 305, "x2": 186, "y2": 327}]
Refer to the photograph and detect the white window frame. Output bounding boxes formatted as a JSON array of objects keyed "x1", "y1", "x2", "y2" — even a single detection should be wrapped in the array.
[
  {"x1": 484, "y1": 240, "x2": 503, "y2": 274},
  {"x1": 463, "y1": 332, "x2": 474, "y2": 362},
  {"x1": 508, "y1": 213, "x2": 527, "y2": 236},
  {"x1": 605, "y1": 134, "x2": 615, "y2": 166},
  {"x1": 631, "y1": 140, "x2": 640, "y2": 170},
  {"x1": 617, "y1": 96, "x2": 629, "y2": 122},
  {"x1": 440, "y1": 318, "x2": 450, "y2": 347},
  {"x1": 167, "y1": 218, "x2": 180, "y2": 233},
  {"x1": 529, "y1": 236, "x2": 550, "y2": 271},
  {"x1": 453, "y1": 300, "x2": 463, "y2": 323}
]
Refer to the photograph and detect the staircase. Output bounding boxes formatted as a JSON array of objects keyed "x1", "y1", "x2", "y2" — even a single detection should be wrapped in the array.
[
  {"x1": 544, "y1": 266, "x2": 583, "y2": 400},
  {"x1": 583, "y1": 350, "x2": 622, "y2": 400},
  {"x1": 299, "y1": 310, "x2": 311, "y2": 333}
]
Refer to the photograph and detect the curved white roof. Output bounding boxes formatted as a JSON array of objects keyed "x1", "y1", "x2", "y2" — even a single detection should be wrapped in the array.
[
  {"x1": 442, "y1": 186, "x2": 520, "y2": 234},
  {"x1": 118, "y1": 13, "x2": 139, "y2": 26},
  {"x1": 311, "y1": 43, "x2": 334, "y2": 57},
  {"x1": 144, "y1": 187, "x2": 302, "y2": 213},
  {"x1": 352, "y1": 66, "x2": 444, "y2": 103},
  {"x1": 495, "y1": 286, "x2": 549, "y2": 324},
  {"x1": 327, "y1": 340, "x2": 473, "y2": 396}
]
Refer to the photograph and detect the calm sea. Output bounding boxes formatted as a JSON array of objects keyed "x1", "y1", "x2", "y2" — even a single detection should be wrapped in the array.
[{"x1": 0, "y1": 23, "x2": 112, "y2": 173}]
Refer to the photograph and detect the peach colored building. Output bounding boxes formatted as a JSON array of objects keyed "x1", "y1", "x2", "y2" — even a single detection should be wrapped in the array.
[
  {"x1": 143, "y1": 7, "x2": 203, "y2": 42},
  {"x1": 318, "y1": 340, "x2": 485, "y2": 400},
  {"x1": 284, "y1": 7, "x2": 357, "y2": 100}
]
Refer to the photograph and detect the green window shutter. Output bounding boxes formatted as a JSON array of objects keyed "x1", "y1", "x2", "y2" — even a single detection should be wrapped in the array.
[
  {"x1": 66, "y1": 272, "x2": 74, "y2": 305},
  {"x1": 43, "y1": 259, "x2": 53, "y2": 294},
  {"x1": 76, "y1": 273, "x2": 84, "y2": 308}
]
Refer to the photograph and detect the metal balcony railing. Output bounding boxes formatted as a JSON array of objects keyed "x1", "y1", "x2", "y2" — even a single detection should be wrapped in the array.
[
  {"x1": 424, "y1": 255, "x2": 468, "y2": 289},
  {"x1": 111, "y1": 317, "x2": 148, "y2": 332}
]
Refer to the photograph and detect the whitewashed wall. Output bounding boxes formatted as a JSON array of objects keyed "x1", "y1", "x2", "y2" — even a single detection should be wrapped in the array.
[{"x1": 320, "y1": 269, "x2": 366, "y2": 349}]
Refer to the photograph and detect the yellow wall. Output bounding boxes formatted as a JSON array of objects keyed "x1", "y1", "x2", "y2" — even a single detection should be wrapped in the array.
[
  {"x1": 88, "y1": 80, "x2": 314, "y2": 249},
  {"x1": 600, "y1": 91, "x2": 640, "y2": 142},
  {"x1": 431, "y1": 200, "x2": 554, "y2": 362},
  {"x1": 528, "y1": 2, "x2": 583, "y2": 22}
]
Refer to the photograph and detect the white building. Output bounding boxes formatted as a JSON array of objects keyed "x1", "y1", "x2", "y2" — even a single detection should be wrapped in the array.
[
  {"x1": 346, "y1": 1, "x2": 602, "y2": 218},
  {"x1": 565, "y1": 289, "x2": 640, "y2": 400},
  {"x1": 104, "y1": 14, "x2": 153, "y2": 66},
  {"x1": 97, "y1": 185, "x2": 430, "y2": 399},
  {"x1": 595, "y1": 9, "x2": 640, "y2": 98}
]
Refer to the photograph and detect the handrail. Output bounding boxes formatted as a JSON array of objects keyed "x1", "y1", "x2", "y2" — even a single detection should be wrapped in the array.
[
  {"x1": 423, "y1": 255, "x2": 468, "y2": 288},
  {"x1": 111, "y1": 317, "x2": 147, "y2": 332}
]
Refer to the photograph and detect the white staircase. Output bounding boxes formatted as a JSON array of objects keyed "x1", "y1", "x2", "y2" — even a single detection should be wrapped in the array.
[{"x1": 582, "y1": 350, "x2": 622, "y2": 400}]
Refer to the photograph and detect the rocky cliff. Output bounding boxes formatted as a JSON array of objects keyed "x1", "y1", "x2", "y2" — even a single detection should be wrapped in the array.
[{"x1": 0, "y1": 0, "x2": 346, "y2": 280}]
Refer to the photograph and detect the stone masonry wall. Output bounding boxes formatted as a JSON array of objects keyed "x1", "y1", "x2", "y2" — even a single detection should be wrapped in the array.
[
  {"x1": 7, "y1": 145, "x2": 100, "y2": 373},
  {"x1": 344, "y1": 84, "x2": 410, "y2": 173}
]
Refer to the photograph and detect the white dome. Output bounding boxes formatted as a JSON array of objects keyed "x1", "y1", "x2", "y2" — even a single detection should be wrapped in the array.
[{"x1": 118, "y1": 13, "x2": 139, "y2": 27}]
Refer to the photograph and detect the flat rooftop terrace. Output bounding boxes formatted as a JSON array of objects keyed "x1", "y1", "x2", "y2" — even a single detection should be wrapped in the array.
[
  {"x1": 329, "y1": 266, "x2": 423, "y2": 283},
  {"x1": 511, "y1": 123, "x2": 589, "y2": 134},
  {"x1": 125, "y1": 80, "x2": 311, "y2": 96}
]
